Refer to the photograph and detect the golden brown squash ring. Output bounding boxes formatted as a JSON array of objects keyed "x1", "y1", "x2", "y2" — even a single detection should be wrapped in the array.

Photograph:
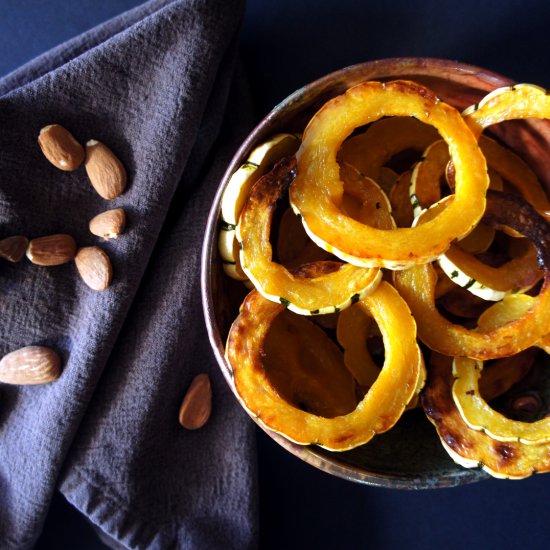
[
  {"x1": 237, "y1": 157, "x2": 381, "y2": 315},
  {"x1": 226, "y1": 281, "x2": 424, "y2": 451},
  {"x1": 422, "y1": 353, "x2": 550, "y2": 479},
  {"x1": 477, "y1": 295, "x2": 550, "y2": 354},
  {"x1": 289, "y1": 80, "x2": 489, "y2": 269},
  {"x1": 463, "y1": 83, "x2": 550, "y2": 138},
  {"x1": 414, "y1": 195, "x2": 542, "y2": 301},
  {"x1": 452, "y1": 355, "x2": 550, "y2": 445},
  {"x1": 394, "y1": 191, "x2": 550, "y2": 360}
]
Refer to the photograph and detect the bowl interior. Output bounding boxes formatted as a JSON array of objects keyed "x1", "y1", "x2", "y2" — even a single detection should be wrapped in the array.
[{"x1": 201, "y1": 57, "x2": 550, "y2": 489}]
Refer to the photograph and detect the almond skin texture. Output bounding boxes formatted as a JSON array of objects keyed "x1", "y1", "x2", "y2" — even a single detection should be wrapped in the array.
[
  {"x1": 0, "y1": 345, "x2": 61, "y2": 385},
  {"x1": 85, "y1": 140, "x2": 127, "y2": 200},
  {"x1": 38, "y1": 124, "x2": 85, "y2": 171},
  {"x1": 75, "y1": 246, "x2": 113, "y2": 291},
  {"x1": 89, "y1": 208, "x2": 126, "y2": 239},
  {"x1": 26, "y1": 234, "x2": 77, "y2": 266},
  {"x1": 179, "y1": 373, "x2": 212, "y2": 430},
  {"x1": 0, "y1": 236, "x2": 29, "y2": 262}
]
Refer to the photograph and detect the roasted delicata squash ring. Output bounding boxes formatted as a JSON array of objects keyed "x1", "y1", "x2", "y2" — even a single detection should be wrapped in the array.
[
  {"x1": 414, "y1": 196, "x2": 541, "y2": 301},
  {"x1": 219, "y1": 133, "x2": 301, "y2": 280},
  {"x1": 290, "y1": 80, "x2": 490, "y2": 269},
  {"x1": 452, "y1": 355, "x2": 550, "y2": 445},
  {"x1": 395, "y1": 191, "x2": 550, "y2": 359},
  {"x1": 219, "y1": 226, "x2": 248, "y2": 281},
  {"x1": 422, "y1": 354, "x2": 550, "y2": 479},
  {"x1": 237, "y1": 157, "x2": 381, "y2": 315},
  {"x1": 477, "y1": 295, "x2": 550, "y2": 353},
  {"x1": 338, "y1": 116, "x2": 439, "y2": 190},
  {"x1": 410, "y1": 137, "x2": 509, "y2": 214},
  {"x1": 463, "y1": 83, "x2": 550, "y2": 138},
  {"x1": 439, "y1": 238, "x2": 541, "y2": 301},
  {"x1": 410, "y1": 133, "x2": 550, "y2": 239},
  {"x1": 226, "y1": 281, "x2": 424, "y2": 451},
  {"x1": 221, "y1": 133, "x2": 301, "y2": 226},
  {"x1": 394, "y1": 262, "x2": 550, "y2": 360}
]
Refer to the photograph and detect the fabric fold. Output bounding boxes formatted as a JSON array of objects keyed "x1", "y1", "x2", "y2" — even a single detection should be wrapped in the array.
[{"x1": 0, "y1": 1, "x2": 257, "y2": 548}]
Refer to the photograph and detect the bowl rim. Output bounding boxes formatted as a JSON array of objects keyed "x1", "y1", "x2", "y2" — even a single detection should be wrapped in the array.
[{"x1": 200, "y1": 56, "x2": 521, "y2": 489}]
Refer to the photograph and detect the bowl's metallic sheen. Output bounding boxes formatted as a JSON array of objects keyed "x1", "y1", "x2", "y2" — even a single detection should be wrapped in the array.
[{"x1": 201, "y1": 57, "x2": 550, "y2": 489}]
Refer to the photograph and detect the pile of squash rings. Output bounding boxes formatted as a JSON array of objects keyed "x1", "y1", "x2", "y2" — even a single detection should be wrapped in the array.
[{"x1": 221, "y1": 79, "x2": 550, "y2": 479}]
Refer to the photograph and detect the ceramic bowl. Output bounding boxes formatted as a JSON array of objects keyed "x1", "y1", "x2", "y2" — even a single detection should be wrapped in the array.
[{"x1": 201, "y1": 57, "x2": 550, "y2": 489}]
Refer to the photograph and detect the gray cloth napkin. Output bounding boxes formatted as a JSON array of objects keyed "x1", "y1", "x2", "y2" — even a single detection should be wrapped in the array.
[{"x1": 0, "y1": 0, "x2": 258, "y2": 548}]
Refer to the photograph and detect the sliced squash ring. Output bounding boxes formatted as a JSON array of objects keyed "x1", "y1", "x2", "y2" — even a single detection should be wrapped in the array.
[
  {"x1": 218, "y1": 133, "x2": 300, "y2": 280},
  {"x1": 411, "y1": 135, "x2": 550, "y2": 245},
  {"x1": 226, "y1": 281, "x2": 423, "y2": 451},
  {"x1": 289, "y1": 80, "x2": 489, "y2": 269},
  {"x1": 338, "y1": 116, "x2": 439, "y2": 190},
  {"x1": 452, "y1": 355, "x2": 550, "y2": 445},
  {"x1": 221, "y1": 133, "x2": 301, "y2": 226},
  {"x1": 219, "y1": 225, "x2": 248, "y2": 281},
  {"x1": 237, "y1": 157, "x2": 381, "y2": 315},
  {"x1": 463, "y1": 83, "x2": 550, "y2": 138},
  {"x1": 422, "y1": 353, "x2": 550, "y2": 479},
  {"x1": 440, "y1": 239, "x2": 541, "y2": 301},
  {"x1": 477, "y1": 295, "x2": 550, "y2": 353},
  {"x1": 394, "y1": 260, "x2": 550, "y2": 360},
  {"x1": 395, "y1": 191, "x2": 550, "y2": 359},
  {"x1": 414, "y1": 196, "x2": 541, "y2": 301}
]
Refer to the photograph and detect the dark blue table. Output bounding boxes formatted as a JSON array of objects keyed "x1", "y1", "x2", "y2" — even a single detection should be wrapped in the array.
[{"x1": 2, "y1": 1, "x2": 550, "y2": 548}]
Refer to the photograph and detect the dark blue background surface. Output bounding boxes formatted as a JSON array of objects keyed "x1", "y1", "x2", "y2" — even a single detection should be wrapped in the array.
[{"x1": 2, "y1": 1, "x2": 550, "y2": 548}]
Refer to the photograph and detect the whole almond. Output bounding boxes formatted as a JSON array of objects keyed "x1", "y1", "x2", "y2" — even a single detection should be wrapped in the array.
[
  {"x1": 27, "y1": 234, "x2": 77, "y2": 266},
  {"x1": 85, "y1": 140, "x2": 127, "y2": 200},
  {"x1": 0, "y1": 345, "x2": 61, "y2": 385},
  {"x1": 89, "y1": 208, "x2": 126, "y2": 239},
  {"x1": 38, "y1": 124, "x2": 85, "y2": 171},
  {"x1": 0, "y1": 236, "x2": 29, "y2": 262},
  {"x1": 179, "y1": 373, "x2": 212, "y2": 430},
  {"x1": 75, "y1": 246, "x2": 113, "y2": 291}
]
